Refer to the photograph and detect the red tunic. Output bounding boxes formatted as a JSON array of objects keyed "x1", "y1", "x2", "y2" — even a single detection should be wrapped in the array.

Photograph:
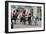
[
  {"x1": 15, "y1": 12, "x2": 18, "y2": 16},
  {"x1": 24, "y1": 12, "x2": 29, "y2": 16}
]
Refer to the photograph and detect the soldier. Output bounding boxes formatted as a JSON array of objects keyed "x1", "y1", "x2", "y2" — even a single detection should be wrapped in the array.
[
  {"x1": 11, "y1": 9, "x2": 19, "y2": 24},
  {"x1": 21, "y1": 10, "x2": 26, "y2": 25}
]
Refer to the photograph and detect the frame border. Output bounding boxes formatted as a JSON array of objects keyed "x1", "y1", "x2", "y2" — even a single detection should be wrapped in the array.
[{"x1": 5, "y1": 1, "x2": 45, "y2": 33}]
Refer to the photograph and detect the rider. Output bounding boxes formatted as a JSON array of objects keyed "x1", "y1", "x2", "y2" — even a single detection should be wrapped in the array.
[{"x1": 11, "y1": 10, "x2": 19, "y2": 24}]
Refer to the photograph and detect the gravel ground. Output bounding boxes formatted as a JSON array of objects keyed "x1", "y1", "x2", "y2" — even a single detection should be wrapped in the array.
[{"x1": 13, "y1": 20, "x2": 41, "y2": 29}]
